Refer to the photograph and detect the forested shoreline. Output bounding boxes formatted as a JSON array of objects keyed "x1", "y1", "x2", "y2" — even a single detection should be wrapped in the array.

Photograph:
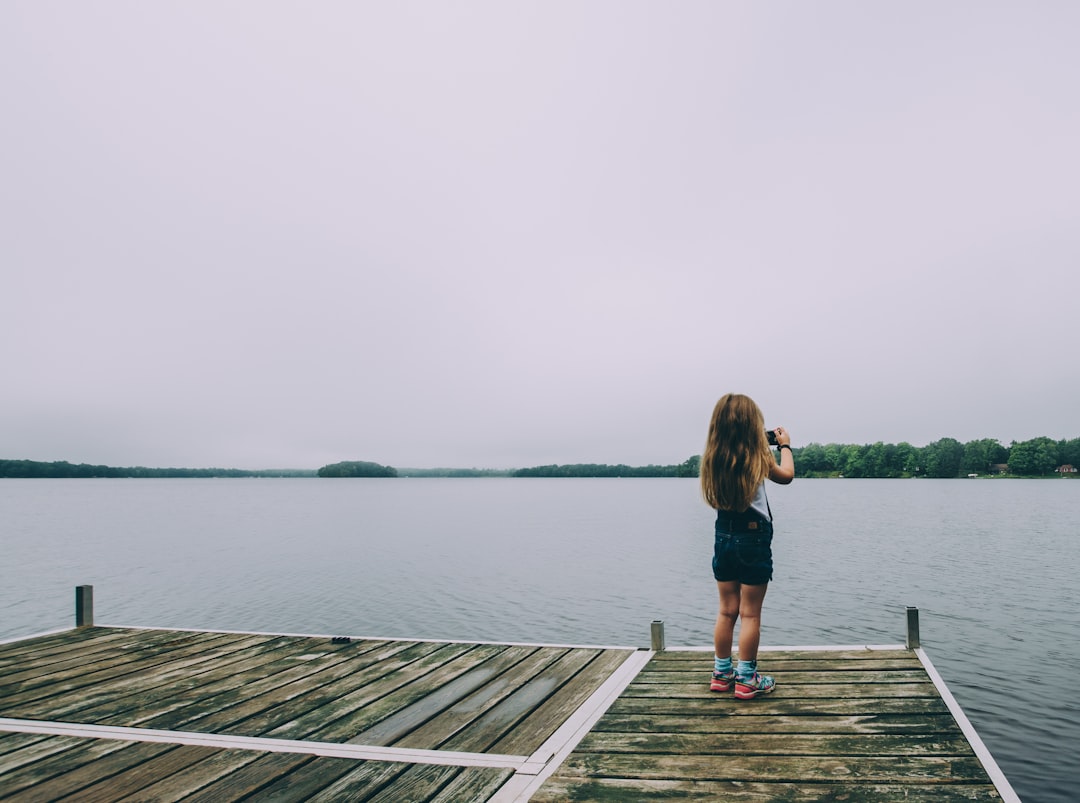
[
  {"x1": 0, "y1": 459, "x2": 315, "y2": 479},
  {"x1": 515, "y1": 436, "x2": 1079, "y2": 479},
  {"x1": 792, "y1": 435, "x2": 1078, "y2": 478},
  {"x1": 3, "y1": 435, "x2": 1077, "y2": 479}
]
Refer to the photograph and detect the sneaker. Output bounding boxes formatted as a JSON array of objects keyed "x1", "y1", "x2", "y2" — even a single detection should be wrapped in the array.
[
  {"x1": 710, "y1": 668, "x2": 736, "y2": 692},
  {"x1": 734, "y1": 671, "x2": 775, "y2": 700}
]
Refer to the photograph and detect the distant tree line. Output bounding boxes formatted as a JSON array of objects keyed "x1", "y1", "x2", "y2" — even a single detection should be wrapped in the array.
[
  {"x1": 7, "y1": 436, "x2": 1077, "y2": 481},
  {"x1": 316, "y1": 460, "x2": 397, "y2": 478},
  {"x1": 509, "y1": 436, "x2": 1080, "y2": 479},
  {"x1": 0, "y1": 459, "x2": 316, "y2": 478},
  {"x1": 791, "y1": 436, "x2": 1080, "y2": 478},
  {"x1": 396, "y1": 468, "x2": 513, "y2": 478},
  {"x1": 513, "y1": 456, "x2": 701, "y2": 478}
]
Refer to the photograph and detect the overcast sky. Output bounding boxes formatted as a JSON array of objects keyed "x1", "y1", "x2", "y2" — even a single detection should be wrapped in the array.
[{"x1": 3, "y1": 2, "x2": 1078, "y2": 470}]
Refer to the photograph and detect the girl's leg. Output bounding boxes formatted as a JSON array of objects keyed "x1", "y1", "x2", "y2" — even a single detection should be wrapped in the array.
[
  {"x1": 735, "y1": 582, "x2": 769, "y2": 662},
  {"x1": 714, "y1": 581, "x2": 741, "y2": 658},
  {"x1": 733, "y1": 582, "x2": 775, "y2": 698}
]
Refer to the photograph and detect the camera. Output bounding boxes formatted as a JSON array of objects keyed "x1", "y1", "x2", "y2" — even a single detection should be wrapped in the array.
[{"x1": 766, "y1": 429, "x2": 778, "y2": 446}]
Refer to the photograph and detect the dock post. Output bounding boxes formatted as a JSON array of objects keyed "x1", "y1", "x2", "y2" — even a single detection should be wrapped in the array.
[
  {"x1": 906, "y1": 606, "x2": 920, "y2": 649},
  {"x1": 76, "y1": 585, "x2": 94, "y2": 628},
  {"x1": 650, "y1": 620, "x2": 665, "y2": 652}
]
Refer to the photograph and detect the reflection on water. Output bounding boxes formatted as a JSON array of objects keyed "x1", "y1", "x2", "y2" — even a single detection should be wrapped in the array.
[{"x1": 3, "y1": 477, "x2": 1078, "y2": 801}]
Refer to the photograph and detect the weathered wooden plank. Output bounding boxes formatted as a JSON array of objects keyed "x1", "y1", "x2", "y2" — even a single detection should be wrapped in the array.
[
  {"x1": 0, "y1": 730, "x2": 51, "y2": 758},
  {"x1": 193, "y1": 641, "x2": 469, "y2": 741},
  {"x1": 362, "y1": 763, "x2": 466, "y2": 803},
  {"x1": 349, "y1": 644, "x2": 541, "y2": 746},
  {"x1": 0, "y1": 628, "x2": 145, "y2": 669},
  {"x1": 110, "y1": 638, "x2": 392, "y2": 728},
  {"x1": 427, "y1": 767, "x2": 516, "y2": 802},
  {"x1": 110, "y1": 638, "x2": 427, "y2": 733},
  {"x1": 644, "y1": 657, "x2": 924, "y2": 672},
  {"x1": 551, "y1": 752, "x2": 995, "y2": 783},
  {"x1": 606, "y1": 695, "x2": 952, "y2": 716},
  {"x1": 0, "y1": 631, "x2": 233, "y2": 705},
  {"x1": 640, "y1": 670, "x2": 930, "y2": 684},
  {"x1": 0, "y1": 734, "x2": 88, "y2": 775},
  {"x1": 437, "y1": 648, "x2": 602, "y2": 754},
  {"x1": 367, "y1": 765, "x2": 521, "y2": 803},
  {"x1": 309, "y1": 643, "x2": 514, "y2": 742},
  {"x1": 392, "y1": 646, "x2": 569, "y2": 750},
  {"x1": 40, "y1": 635, "x2": 324, "y2": 721},
  {"x1": 168, "y1": 750, "x2": 316, "y2": 802},
  {"x1": 0, "y1": 633, "x2": 276, "y2": 693},
  {"x1": 621, "y1": 681, "x2": 939, "y2": 699},
  {"x1": 0, "y1": 736, "x2": 138, "y2": 798},
  {"x1": 0, "y1": 629, "x2": 231, "y2": 690},
  {"x1": 650, "y1": 649, "x2": 918, "y2": 663},
  {"x1": 3, "y1": 635, "x2": 290, "y2": 721},
  {"x1": 252, "y1": 642, "x2": 481, "y2": 741},
  {"x1": 54, "y1": 743, "x2": 223, "y2": 802},
  {"x1": 106, "y1": 746, "x2": 267, "y2": 802},
  {"x1": 531, "y1": 777, "x2": 1004, "y2": 801},
  {"x1": 1, "y1": 740, "x2": 178, "y2": 802},
  {"x1": 575, "y1": 731, "x2": 976, "y2": 757},
  {"x1": 303, "y1": 759, "x2": 416, "y2": 802},
  {"x1": 491, "y1": 648, "x2": 633, "y2": 756},
  {"x1": 0, "y1": 630, "x2": 218, "y2": 683},
  {"x1": 592, "y1": 712, "x2": 962, "y2": 735},
  {"x1": 188, "y1": 753, "x2": 364, "y2": 803},
  {"x1": 648, "y1": 647, "x2": 920, "y2": 660}
]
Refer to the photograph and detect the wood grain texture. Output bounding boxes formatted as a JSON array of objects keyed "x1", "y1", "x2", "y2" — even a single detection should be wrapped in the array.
[
  {"x1": 532, "y1": 648, "x2": 1004, "y2": 801},
  {"x1": 0, "y1": 630, "x2": 1009, "y2": 801}
]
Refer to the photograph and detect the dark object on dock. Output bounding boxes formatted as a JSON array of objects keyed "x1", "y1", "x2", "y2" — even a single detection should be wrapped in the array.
[{"x1": 330, "y1": 636, "x2": 352, "y2": 644}]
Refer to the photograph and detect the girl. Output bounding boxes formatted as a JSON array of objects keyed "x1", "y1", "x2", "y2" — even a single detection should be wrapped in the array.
[{"x1": 700, "y1": 393, "x2": 794, "y2": 699}]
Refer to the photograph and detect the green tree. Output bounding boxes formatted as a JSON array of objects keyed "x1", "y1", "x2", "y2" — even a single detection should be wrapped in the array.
[
  {"x1": 317, "y1": 461, "x2": 397, "y2": 478},
  {"x1": 863, "y1": 442, "x2": 890, "y2": 477},
  {"x1": 1057, "y1": 438, "x2": 1080, "y2": 468},
  {"x1": 961, "y1": 439, "x2": 1007, "y2": 474},
  {"x1": 797, "y1": 443, "x2": 828, "y2": 475},
  {"x1": 1006, "y1": 438, "x2": 1059, "y2": 476},
  {"x1": 676, "y1": 455, "x2": 701, "y2": 478},
  {"x1": 924, "y1": 438, "x2": 964, "y2": 478},
  {"x1": 841, "y1": 444, "x2": 868, "y2": 477},
  {"x1": 890, "y1": 442, "x2": 920, "y2": 476},
  {"x1": 823, "y1": 444, "x2": 845, "y2": 474}
]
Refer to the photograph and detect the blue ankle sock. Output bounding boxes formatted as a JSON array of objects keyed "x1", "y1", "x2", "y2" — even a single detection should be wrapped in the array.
[
  {"x1": 736, "y1": 659, "x2": 756, "y2": 678},
  {"x1": 714, "y1": 656, "x2": 732, "y2": 673}
]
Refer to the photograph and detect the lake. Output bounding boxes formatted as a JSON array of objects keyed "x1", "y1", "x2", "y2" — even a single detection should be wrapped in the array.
[{"x1": 2, "y1": 477, "x2": 1077, "y2": 801}]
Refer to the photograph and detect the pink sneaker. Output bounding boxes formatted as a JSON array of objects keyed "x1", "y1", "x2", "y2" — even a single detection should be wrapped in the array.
[
  {"x1": 710, "y1": 668, "x2": 736, "y2": 692},
  {"x1": 734, "y1": 671, "x2": 776, "y2": 700}
]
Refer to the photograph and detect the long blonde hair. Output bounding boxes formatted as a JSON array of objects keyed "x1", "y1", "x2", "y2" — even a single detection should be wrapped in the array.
[{"x1": 700, "y1": 393, "x2": 775, "y2": 511}]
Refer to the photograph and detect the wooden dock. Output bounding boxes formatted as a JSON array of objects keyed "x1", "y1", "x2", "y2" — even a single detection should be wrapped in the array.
[
  {"x1": 531, "y1": 647, "x2": 1012, "y2": 801},
  {"x1": 0, "y1": 611, "x2": 1019, "y2": 800}
]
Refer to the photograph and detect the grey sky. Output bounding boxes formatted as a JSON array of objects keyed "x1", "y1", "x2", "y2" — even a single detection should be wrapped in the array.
[{"x1": 3, "y1": 2, "x2": 1078, "y2": 469}]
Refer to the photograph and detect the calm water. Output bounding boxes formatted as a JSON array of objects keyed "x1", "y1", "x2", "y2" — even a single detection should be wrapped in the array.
[{"x1": 2, "y1": 477, "x2": 1077, "y2": 801}]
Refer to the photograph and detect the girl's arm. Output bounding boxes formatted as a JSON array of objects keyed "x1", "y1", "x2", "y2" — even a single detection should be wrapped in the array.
[{"x1": 769, "y1": 426, "x2": 795, "y2": 484}]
